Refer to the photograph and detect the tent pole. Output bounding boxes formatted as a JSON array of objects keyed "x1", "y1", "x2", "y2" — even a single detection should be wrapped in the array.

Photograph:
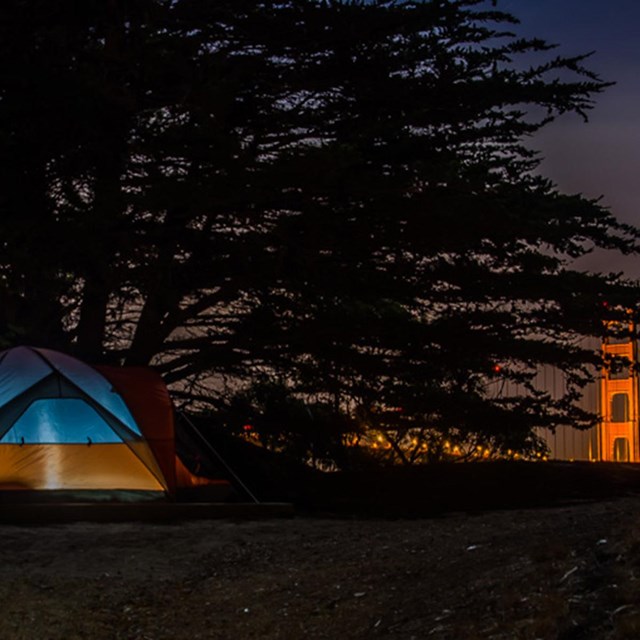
[{"x1": 177, "y1": 411, "x2": 260, "y2": 504}]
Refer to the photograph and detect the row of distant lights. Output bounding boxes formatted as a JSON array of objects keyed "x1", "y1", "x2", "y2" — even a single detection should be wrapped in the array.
[
  {"x1": 369, "y1": 435, "x2": 548, "y2": 460},
  {"x1": 241, "y1": 423, "x2": 548, "y2": 460}
]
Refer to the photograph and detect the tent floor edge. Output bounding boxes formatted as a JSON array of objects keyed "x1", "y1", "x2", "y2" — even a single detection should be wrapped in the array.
[{"x1": 0, "y1": 489, "x2": 168, "y2": 504}]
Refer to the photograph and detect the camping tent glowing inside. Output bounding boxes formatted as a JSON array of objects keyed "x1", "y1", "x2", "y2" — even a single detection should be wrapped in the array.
[{"x1": 0, "y1": 346, "x2": 203, "y2": 497}]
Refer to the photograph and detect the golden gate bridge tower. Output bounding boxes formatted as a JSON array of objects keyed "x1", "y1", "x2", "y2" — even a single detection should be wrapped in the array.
[{"x1": 599, "y1": 319, "x2": 639, "y2": 462}]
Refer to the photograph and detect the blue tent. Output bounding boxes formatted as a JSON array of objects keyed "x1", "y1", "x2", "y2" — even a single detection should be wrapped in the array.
[{"x1": 0, "y1": 346, "x2": 168, "y2": 493}]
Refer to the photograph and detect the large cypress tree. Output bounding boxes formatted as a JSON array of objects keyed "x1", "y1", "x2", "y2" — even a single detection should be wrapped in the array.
[{"x1": 0, "y1": 1, "x2": 637, "y2": 461}]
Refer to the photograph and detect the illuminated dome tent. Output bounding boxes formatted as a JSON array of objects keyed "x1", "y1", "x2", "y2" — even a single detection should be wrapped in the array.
[{"x1": 0, "y1": 346, "x2": 176, "y2": 496}]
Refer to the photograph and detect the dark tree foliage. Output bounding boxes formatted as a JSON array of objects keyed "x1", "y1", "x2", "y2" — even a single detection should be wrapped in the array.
[
  {"x1": 0, "y1": 0, "x2": 638, "y2": 463},
  {"x1": 220, "y1": 379, "x2": 360, "y2": 469}
]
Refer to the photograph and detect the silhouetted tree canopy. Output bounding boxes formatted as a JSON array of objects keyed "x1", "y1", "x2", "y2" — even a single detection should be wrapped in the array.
[{"x1": 1, "y1": 0, "x2": 638, "y2": 463}]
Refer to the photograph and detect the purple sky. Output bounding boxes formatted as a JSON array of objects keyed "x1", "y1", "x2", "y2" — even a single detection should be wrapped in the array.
[{"x1": 503, "y1": 1, "x2": 640, "y2": 276}]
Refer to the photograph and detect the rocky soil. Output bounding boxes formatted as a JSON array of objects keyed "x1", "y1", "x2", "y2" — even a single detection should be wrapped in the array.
[{"x1": 2, "y1": 495, "x2": 640, "y2": 639}]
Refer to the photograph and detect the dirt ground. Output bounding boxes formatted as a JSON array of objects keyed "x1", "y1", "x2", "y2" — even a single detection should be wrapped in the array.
[{"x1": 2, "y1": 496, "x2": 640, "y2": 640}]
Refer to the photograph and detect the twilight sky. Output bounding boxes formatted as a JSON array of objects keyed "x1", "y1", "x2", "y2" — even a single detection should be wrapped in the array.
[{"x1": 502, "y1": 0, "x2": 640, "y2": 276}]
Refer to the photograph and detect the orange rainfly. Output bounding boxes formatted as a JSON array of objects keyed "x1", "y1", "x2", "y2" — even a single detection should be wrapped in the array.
[
  {"x1": 600, "y1": 320, "x2": 639, "y2": 462},
  {"x1": 95, "y1": 365, "x2": 228, "y2": 493},
  {"x1": 94, "y1": 365, "x2": 178, "y2": 493}
]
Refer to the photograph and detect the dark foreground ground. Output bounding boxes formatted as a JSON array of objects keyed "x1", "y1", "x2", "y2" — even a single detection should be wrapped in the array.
[{"x1": 4, "y1": 462, "x2": 640, "y2": 639}]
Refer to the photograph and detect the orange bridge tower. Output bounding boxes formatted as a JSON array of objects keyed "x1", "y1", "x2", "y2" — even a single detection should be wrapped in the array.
[{"x1": 599, "y1": 320, "x2": 639, "y2": 462}]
